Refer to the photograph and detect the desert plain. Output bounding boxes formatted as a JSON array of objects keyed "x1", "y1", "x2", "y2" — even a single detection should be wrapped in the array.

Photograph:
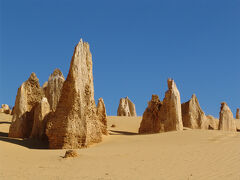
[{"x1": 1, "y1": 113, "x2": 240, "y2": 180}]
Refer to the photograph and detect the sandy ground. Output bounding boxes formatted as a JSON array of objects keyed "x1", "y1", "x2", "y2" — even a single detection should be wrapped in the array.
[{"x1": 0, "y1": 113, "x2": 240, "y2": 180}]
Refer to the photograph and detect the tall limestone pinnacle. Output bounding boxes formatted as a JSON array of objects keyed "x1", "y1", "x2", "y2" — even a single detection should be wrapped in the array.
[
  {"x1": 161, "y1": 79, "x2": 183, "y2": 131},
  {"x1": 46, "y1": 39, "x2": 102, "y2": 149},
  {"x1": 218, "y1": 102, "x2": 236, "y2": 131}
]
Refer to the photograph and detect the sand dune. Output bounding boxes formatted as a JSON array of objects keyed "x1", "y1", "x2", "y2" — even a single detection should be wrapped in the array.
[{"x1": 0, "y1": 114, "x2": 240, "y2": 180}]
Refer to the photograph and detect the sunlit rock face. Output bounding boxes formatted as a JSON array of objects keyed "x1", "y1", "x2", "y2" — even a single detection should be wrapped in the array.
[
  {"x1": 9, "y1": 73, "x2": 44, "y2": 138},
  {"x1": 139, "y1": 79, "x2": 183, "y2": 133},
  {"x1": 181, "y1": 94, "x2": 208, "y2": 129},
  {"x1": 46, "y1": 39, "x2": 102, "y2": 149},
  {"x1": 218, "y1": 102, "x2": 236, "y2": 132},
  {"x1": 161, "y1": 79, "x2": 183, "y2": 132},
  {"x1": 117, "y1": 97, "x2": 137, "y2": 117},
  {"x1": 44, "y1": 68, "x2": 65, "y2": 112},
  {"x1": 97, "y1": 98, "x2": 108, "y2": 135}
]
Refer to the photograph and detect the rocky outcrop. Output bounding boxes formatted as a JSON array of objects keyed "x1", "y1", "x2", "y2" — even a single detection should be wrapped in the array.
[
  {"x1": 139, "y1": 79, "x2": 183, "y2": 133},
  {"x1": 139, "y1": 95, "x2": 163, "y2": 134},
  {"x1": 44, "y1": 69, "x2": 65, "y2": 112},
  {"x1": 46, "y1": 39, "x2": 102, "y2": 149},
  {"x1": 205, "y1": 115, "x2": 219, "y2": 130},
  {"x1": 236, "y1": 108, "x2": 240, "y2": 119},
  {"x1": 181, "y1": 94, "x2": 208, "y2": 129},
  {"x1": 161, "y1": 79, "x2": 183, "y2": 131},
  {"x1": 97, "y1": 98, "x2": 108, "y2": 135},
  {"x1": 30, "y1": 97, "x2": 51, "y2": 139},
  {"x1": 0, "y1": 104, "x2": 11, "y2": 114},
  {"x1": 218, "y1": 102, "x2": 236, "y2": 131},
  {"x1": 9, "y1": 73, "x2": 44, "y2": 138},
  {"x1": 117, "y1": 97, "x2": 137, "y2": 117}
]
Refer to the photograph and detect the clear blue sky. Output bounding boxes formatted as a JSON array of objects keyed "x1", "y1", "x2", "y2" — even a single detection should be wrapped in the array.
[{"x1": 0, "y1": 0, "x2": 239, "y2": 117}]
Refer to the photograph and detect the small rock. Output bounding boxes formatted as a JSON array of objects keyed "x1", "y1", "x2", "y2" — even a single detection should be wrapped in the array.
[
  {"x1": 63, "y1": 150, "x2": 78, "y2": 158},
  {"x1": 117, "y1": 97, "x2": 137, "y2": 117}
]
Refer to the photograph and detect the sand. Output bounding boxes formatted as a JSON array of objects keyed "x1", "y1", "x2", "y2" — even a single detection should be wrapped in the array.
[{"x1": 0, "y1": 114, "x2": 240, "y2": 180}]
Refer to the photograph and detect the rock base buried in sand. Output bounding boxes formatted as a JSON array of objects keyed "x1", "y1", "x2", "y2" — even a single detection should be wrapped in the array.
[{"x1": 63, "y1": 150, "x2": 78, "y2": 158}]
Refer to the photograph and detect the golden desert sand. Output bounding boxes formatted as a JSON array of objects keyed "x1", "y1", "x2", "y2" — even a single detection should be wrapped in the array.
[{"x1": 1, "y1": 113, "x2": 240, "y2": 180}]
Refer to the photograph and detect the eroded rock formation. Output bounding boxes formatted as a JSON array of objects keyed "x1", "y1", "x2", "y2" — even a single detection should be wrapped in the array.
[
  {"x1": 46, "y1": 39, "x2": 102, "y2": 149},
  {"x1": 218, "y1": 102, "x2": 236, "y2": 131},
  {"x1": 44, "y1": 69, "x2": 65, "y2": 111},
  {"x1": 139, "y1": 95, "x2": 163, "y2": 134},
  {"x1": 205, "y1": 115, "x2": 219, "y2": 130},
  {"x1": 30, "y1": 97, "x2": 51, "y2": 139},
  {"x1": 139, "y1": 79, "x2": 183, "y2": 133},
  {"x1": 117, "y1": 97, "x2": 137, "y2": 117},
  {"x1": 97, "y1": 98, "x2": 108, "y2": 135},
  {"x1": 9, "y1": 73, "x2": 44, "y2": 138},
  {"x1": 181, "y1": 94, "x2": 207, "y2": 129},
  {"x1": 161, "y1": 79, "x2": 183, "y2": 131},
  {"x1": 0, "y1": 104, "x2": 11, "y2": 114}
]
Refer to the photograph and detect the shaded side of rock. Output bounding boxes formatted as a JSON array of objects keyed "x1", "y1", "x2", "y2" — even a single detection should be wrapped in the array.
[
  {"x1": 46, "y1": 39, "x2": 102, "y2": 149},
  {"x1": 218, "y1": 102, "x2": 236, "y2": 131},
  {"x1": 30, "y1": 97, "x2": 51, "y2": 139},
  {"x1": 139, "y1": 95, "x2": 163, "y2": 134},
  {"x1": 9, "y1": 73, "x2": 44, "y2": 138},
  {"x1": 181, "y1": 94, "x2": 207, "y2": 129},
  {"x1": 97, "y1": 98, "x2": 108, "y2": 135},
  {"x1": 236, "y1": 108, "x2": 240, "y2": 119},
  {"x1": 44, "y1": 68, "x2": 65, "y2": 112},
  {"x1": 161, "y1": 79, "x2": 183, "y2": 131}
]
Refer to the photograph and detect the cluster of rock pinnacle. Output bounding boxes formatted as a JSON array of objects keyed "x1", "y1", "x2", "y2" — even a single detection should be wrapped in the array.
[
  {"x1": 3, "y1": 38, "x2": 240, "y2": 150},
  {"x1": 8, "y1": 39, "x2": 107, "y2": 149},
  {"x1": 138, "y1": 79, "x2": 239, "y2": 133}
]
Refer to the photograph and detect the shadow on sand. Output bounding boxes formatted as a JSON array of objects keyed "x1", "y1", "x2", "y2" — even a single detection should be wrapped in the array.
[
  {"x1": 0, "y1": 132, "x2": 48, "y2": 149},
  {"x1": 0, "y1": 121, "x2": 11, "y2": 124},
  {"x1": 109, "y1": 130, "x2": 138, "y2": 136}
]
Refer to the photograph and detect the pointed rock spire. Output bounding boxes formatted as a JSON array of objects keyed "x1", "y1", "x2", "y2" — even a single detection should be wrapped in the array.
[
  {"x1": 139, "y1": 95, "x2": 163, "y2": 134},
  {"x1": 181, "y1": 94, "x2": 207, "y2": 129},
  {"x1": 97, "y1": 98, "x2": 108, "y2": 135},
  {"x1": 161, "y1": 79, "x2": 183, "y2": 131},
  {"x1": 9, "y1": 72, "x2": 44, "y2": 138},
  {"x1": 46, "y1": 39, "x2": 102, "y2": 149},
  {"x1": 44, "y1": 68, "x2": 65, "y2": 111}
]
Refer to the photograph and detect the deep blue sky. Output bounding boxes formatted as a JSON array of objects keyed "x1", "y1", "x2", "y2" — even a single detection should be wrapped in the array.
[{"x1": 1, "y1": 0, "x2": 240, "y2": 117}]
